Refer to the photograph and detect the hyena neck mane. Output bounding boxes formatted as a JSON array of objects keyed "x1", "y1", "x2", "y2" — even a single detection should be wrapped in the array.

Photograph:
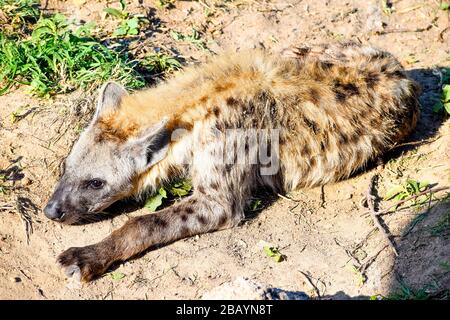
[{"x1": 96, "y1": 50, "x2": 275, "y2": 141}]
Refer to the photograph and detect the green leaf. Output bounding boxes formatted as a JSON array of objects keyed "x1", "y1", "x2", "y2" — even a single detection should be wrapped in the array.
[
  {"x1": 113, "y1": 25, "x2": 128, "y2": 36},
  {"x1": 444, "y1": 102, "x2": 450, "y2": 115},
  {"x1": 395, "y1": 193, "x2": 407, "y2": 201},
  {"x1": 442, "y1": 84, "x2": 450, "y2": 103},
  {"x1": 170, "y1": 30, "x2": 184, "y2": 41},
  {"x1": 349, "y1": 264, "x2": 367, "y2": 286},
  {"x1": 127, "y1": 28, "x2": 139, "y2": 35},
  {"x1": 104, "y1": 7, "x2": 124, "y2": 19},
  {"x1": 440, "y1": 2, "x2": 449, "y2": 10},
  {"x1": 418, "y1": 180, "x2": 429, "y2": 191},
  {"x1": 250, "y1": 199, "x2": 262, "y2": 211},
  {"x1": 263, "y1": 246, "x2": 284, "y2": 262},
  {"x1": 144, "y1": 187, "x2": 167, "y2": 212},
  {"x1": 110, "y1": 271, "x2": 125, "y2": 280},
  {"x1": 384, "y1": 185, "x2": 404, "y2": 200},
  {"x1": 127, "y1": 17, "x2": 139, "y2": 30},
  {"x1": 168, "y1": 180, "x2": 192, "y2": 197},
  {"x1": 415, "y1": 195, "x2": 429, "y2": 205},
  {"x1": 406, "y1": 179, "x2": 420, "y2": 194},
  {"x1": 32, "y1": 26, "x2": 54, "y2": 39}
]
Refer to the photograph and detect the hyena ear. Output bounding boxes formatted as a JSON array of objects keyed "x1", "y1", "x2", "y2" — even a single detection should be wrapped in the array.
[
  {"x1": 126, "y1": 118, "x2": 170, "y2": 171},
  {"x1": 93, "y1": 82, "x2": 128, "y2": 121}
]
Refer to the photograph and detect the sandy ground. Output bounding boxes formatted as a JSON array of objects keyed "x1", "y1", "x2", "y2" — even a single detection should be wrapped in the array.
[{"x1": 0, "y1": 0, "x2": 449, "y2": 299}]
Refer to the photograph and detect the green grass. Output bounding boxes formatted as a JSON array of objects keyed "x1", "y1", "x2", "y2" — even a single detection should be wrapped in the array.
[
  {"x1": 142, "y1": 52, "x2": 182, "y2": 74},
  {"x1": 0, "y1": 12, "x2": 147, "y2": 97},
  {"x1": 170, "y1": 28, "x2": 210, "y2": 51},
  {"x1": 433, "y1": 68, "x2": 450, "y2": 115},
  {"x1": 0, "y1": 1, "x2": 183, "y2": 97},
  {"x1": 263, "y1": 245, "x2": 285, "y2": 263},
  {"x1": 430, "y1": 210, "x2": 450, "y2": 237},
  {"x1": 383, "y1": 278, "x2": 434, "y2": 300},
  {"x1": 385, "y1": 277, "x2": 449, "y2": 300},
  {"x1": 386, "y1": 287, "x2": 430, "y2": 300},
  {"x1": 384, "y1": 179, "x2": 430, "y2": 210}
]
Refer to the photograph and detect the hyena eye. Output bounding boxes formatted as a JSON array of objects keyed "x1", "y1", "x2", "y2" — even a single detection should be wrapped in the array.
[{"x1": 87, "y1": 179, "x2": 105, "y2": 190}]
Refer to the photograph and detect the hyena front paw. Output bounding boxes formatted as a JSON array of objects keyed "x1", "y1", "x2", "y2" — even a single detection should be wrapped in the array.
[{"x1": 57, "y1": 245, "x2": 109, "y2": 282}]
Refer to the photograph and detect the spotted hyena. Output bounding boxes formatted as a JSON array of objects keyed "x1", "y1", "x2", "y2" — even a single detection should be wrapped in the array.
[{"x1": 44, "y1": 42, "x2": 420, "y2": 281}]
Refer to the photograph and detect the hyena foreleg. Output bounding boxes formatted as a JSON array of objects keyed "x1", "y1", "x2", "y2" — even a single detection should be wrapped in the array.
[
  {"x1": 58, "y1": 130, "x2": 259, "y2": 281},
  {"x1": 58, "y1": 185, "x2": 246, "y2": 282}
]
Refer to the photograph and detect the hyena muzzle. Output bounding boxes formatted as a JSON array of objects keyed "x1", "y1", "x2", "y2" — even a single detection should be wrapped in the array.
[{"x1": 44, "y1": 42, "x2": 420, "y2": 282}]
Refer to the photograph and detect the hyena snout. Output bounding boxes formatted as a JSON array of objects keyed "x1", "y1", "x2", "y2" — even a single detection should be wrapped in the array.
[
  {"x1": 43, "y1": 184, "x2": 82, "y2": 223},
  {"x1": 44, "y1": 184, "x2": 70, "y2": 222},
  {"x1": 43, "y1": 199, "x2": 66, "y2": 221}
]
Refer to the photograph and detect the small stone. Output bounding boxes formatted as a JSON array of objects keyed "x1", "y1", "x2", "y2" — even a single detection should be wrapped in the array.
[{"x1": 10, "y1": 276, "x2": 21, "y2": 283}]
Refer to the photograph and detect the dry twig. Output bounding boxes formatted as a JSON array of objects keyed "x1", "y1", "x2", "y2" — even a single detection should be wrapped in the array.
[
  {"x1": 277, "y1": 193, "x2": 300, "y2": 202},
  {"x1": 364, "y1": 174, "x2": 399, "y2": 256},
  {"x1": 375, "y1": 24, "x2": 432, "y2": 35},
  {"x1": 299, "y1": 271, "x2": 321, "y2": 299},
  {"x1": 358, "y1": 245, "x2": 388, "y2": 274}
]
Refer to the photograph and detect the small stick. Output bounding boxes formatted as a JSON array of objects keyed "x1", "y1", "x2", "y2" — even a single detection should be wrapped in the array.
[
  {"x1": 277, "y1": 193, "x2": 301, "y2": 202},
  {"x1": 334, "y1": 238, "x2": 361, "y2": 266},
  {"x1": 299, "y1": 271, "x2": 321, "y2": 299},
  {"x1": 0, "y1": 203, "x2": 14, "y2": 210},
  {"x1": 396, "y1": 4, "x2": 424, "y2": 14},
  {"x1": 375, "y1": 24, "x2": 432, "y2": 35},
  {"x1": 438, "y1": 26, "x2": 450, "y2": 42},
  {"x1": 365, "y1": 174, "x2": 399, "y2": 256}
]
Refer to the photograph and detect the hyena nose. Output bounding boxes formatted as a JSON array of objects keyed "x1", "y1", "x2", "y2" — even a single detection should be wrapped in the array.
[{"x1": 43, "y1": 201, "x2": 66, "y2": 221}]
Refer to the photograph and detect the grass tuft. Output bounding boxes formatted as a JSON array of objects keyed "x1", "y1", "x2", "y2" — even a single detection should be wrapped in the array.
[
  {"x1": 0, "y1": 0, "x2": 40, "y2": 36},
  {"x1": 142, "y1": 52, "x2": 182, "y2": 75},
  {"x1": 0, "y1": 10, "x2": 146, "y2": 97}
]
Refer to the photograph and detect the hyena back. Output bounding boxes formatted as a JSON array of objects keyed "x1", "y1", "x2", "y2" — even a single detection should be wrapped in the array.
[{"x1": 44, "y1": 42, "x2": 420, "y2": 281}]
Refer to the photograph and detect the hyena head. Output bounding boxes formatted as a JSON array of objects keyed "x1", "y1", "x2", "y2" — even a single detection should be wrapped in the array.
[{"x1": 43, "y1": 82, "x2": 170, "y2": 224}]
